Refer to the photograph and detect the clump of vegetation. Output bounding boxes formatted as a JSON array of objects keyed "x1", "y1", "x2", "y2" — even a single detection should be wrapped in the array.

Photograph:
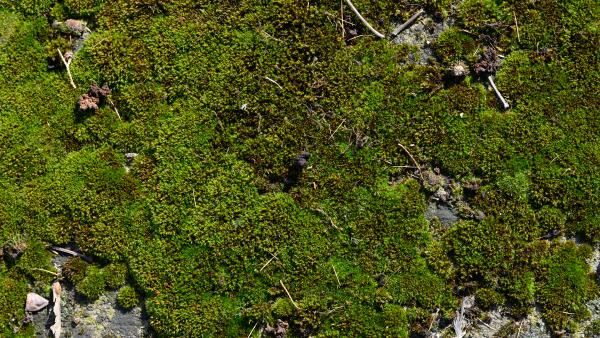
[
  {"x1": 75, "y1": 265, "x2": 106, "y2": 301},
  {"x1": 116, "y1": 285, "x2": 138, "y2": 310},
  {"x1": 0, "y1": 0, "x2": 598, "y2": 335}
]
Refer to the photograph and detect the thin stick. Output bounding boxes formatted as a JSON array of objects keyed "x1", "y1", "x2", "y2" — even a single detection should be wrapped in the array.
[
  {"x1": 107, "y1": 98, "x2": 121, "y2": 120},
  {"x1": 428, "y1": 308, "x2": 440, "y2": 331},
  {"x1": 340, "y1": 0, "x2": 345, "y2": 39},
  {"x1": 57, "y1": 49, "x2": 76, "y2": 89},
  {"x1": 390, "y1": 9, "x2": 424, "y2": 37},
  {"x1": 487, "y1": 76, "x2": 510, "y2": 109},
  {"x1": 343, "y1": 0, "x2": 385, "y2": 39},
  {"x1": 313, "y1": 208, "x2": 340, "y2": 230},
  {"x1": 247, "y1": 321, "x2": 258, "y2": 338},
  {"x1": 31, "y1": 268, "x2": 58, "y2": 276},
  {"x1": 332, "y1": 264, "x2": 341, "y2": 287},
  {"x1": 513, "y1": 11, "x2": 520, "y2": 43},
  {"x1": 477, "y1": 318, "x2": 492, "y2": 329},
  {"x1": 279, "y1": 280, "x2": 300, "y2": 309},
  {"x1": 49, "y1": 246, "x2": 92, "y2": 262},
  {"x1": 264, "y1": 76, "x2": 283, "y2": 90},
  {"x1": 50, "y1": 282, "x2": 62, "y2": 338},
  {"x1": 329, "y1": 118, "x2": 346, "y2": 140},
  {"x1": 397, "y1": 142, "x2": 424, "y2": 181},
  {"x1": 259, "y1": 252, "x2": 278, "y2": 272}
]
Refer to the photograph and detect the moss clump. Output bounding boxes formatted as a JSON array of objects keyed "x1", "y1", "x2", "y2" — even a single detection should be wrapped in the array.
[
  {"x1": 116, "y1": 285, "x2": 138, "y2": 310},
  {"x1": 104, "y1": 262, "x2": 127, "y2": 289},
  {"x1": 585, "y1": 319, "x2": 600, "y2": 337},
  {"x1": 62, "y1": 257, "x2": 89, "y2": 283},
  {"x1": 538, "y1": 242, "x2": 597, "y2": 333},
  {"x1": 76, "y1": 265, "x2": 106, "y2": 301}
]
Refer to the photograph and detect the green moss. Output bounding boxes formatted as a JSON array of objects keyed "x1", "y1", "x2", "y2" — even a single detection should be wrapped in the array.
[
  {"x1": 0, "y1": 0, "x2": 598, "y2": 336},
  {"x1": 538, "y1": 242, "x2": 597, "y2": 332},
  {"x1": 76, "y1": 265, "x2": 106, "y2": 301},
  {"x1": 116, "y1": 285, "x2": 139, "y2": 310},
  {"x1": 585, "y1": 319, "x2": 600, "y2": 337},
  {"x1": 104, "y1": 262, "x2": 128, "y2": 289},
  {"x1": 62, "y1": 257, "x2": 89, "y2": 284},
  {"x1": 0, "y1": 273, "x2": 27, "y2": 334}
]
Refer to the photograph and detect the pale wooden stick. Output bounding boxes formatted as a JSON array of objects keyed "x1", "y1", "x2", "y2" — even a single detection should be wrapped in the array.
[
  {"x1": 343, "y1": 0, "x2": 385, "y2": 38},
  {"x1": 332, "y1": 264, "x2": 341, "y2": 287},
  {"x1": 397, "y1": 142, "x2": 424, "y2": 181},
  {"x1": 513, "y1": 11, "x2": 520, "y2": 43},
  {"x1": 247, "y1": 321, "x2": 258, "y2": 338},
  {"x1": 31, "y1": 268, "x2": 58, "y2": 276},
  {"x1": 49, "y1": 246, "x2": 92, "y2": 262},
  {"x1": 259, "y1": 252, "x2": 278, "y2": 272},
  {"x1": 279, "y1": 280, "x2": 300, "y2": 309},
  {"x1": 340, "y1": 0, "x2": 345, "y2": 39},
  {"x1": 390, "y1": 9, "x2": 424, "y2": 37},
  {"x1": 107, "y1": 98, "x2": 121, "y2": 120},
  {"x1": 264, "y1": 76, "x2": 283, "y2": 90},
  {"x1": 50, "y1": 282, "x2": 62, "y2": 338},
  {"x1": 487, "y1": 76, "x2": 510, "y2": 109},
  {"x1": 57, "y1": 49, "x2": 76, "y2": 89}
]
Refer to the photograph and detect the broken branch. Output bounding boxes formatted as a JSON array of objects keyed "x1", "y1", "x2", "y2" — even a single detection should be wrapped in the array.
[
  {"x1": 279, "y1": 280, "x2": 300, "y2": 310},
  {"x1": 487, "y1": 76, "x2": 510, "y2": 109},
  {"x1": 107, "y1": 97, "x2": 121, "y2": 120},
  {"x1": 264, "y1": 76, "x2": 283, "y2": 90},
  {"x1": 343, "y1": 0, "x2": 385, "y2": 39},
  {"x1": 49, "y1": 246, "x2": 92, "y2": 262},
  {"x1": 332, "y1": 263, "x2": 341, "y2": 287},
  {"x1": 259, "y1": 251, "x2": 278, "y2": 272},
  {"x1": 57, "y1": 49, "x2": 76, "y2": 89},
  {"x1": 397, "y1": 142, "x2": 424, "y2": 181},
  {"x1": 50, "y1": 282, "x2": 62, "y2": 338},
  {"x1": 390, "y1": 9, "x2": 424, "y2": 37}
]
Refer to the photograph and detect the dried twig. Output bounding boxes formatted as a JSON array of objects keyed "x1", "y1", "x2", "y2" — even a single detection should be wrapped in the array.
[
  {"x1": 453, "y1": 298, "x2": 467, "y2": 338},
  {"x1": 487, "y1": 76, "x2": 510, "y2": 109},
  {"x1": 513, "y1": 11, "x2": 521, "y2": 43},
  {"x1": 50, "y1": 282, "x2": 62, "y2": 338},
  {"x1": 332, "y1": 263, "x2": 341, "y2": 287},
  {"x1": 397, "y1": 142, "x2": 424, "y2": 181},
  {"x1": 107, "y1": 98, "x2": 121, "y2": 120},
  {"x1": 280, "y1": 280, "x2": 300, "y2": 310},
  {"x1": 49, "y1": 246, "x2": 92, "y2": 262},
  {"x1": 57, "y1": 49, "x2": 76, "y2": 89},
  {"x1": 313, "y1": 208, "x2": 340, "y2": 230},
  {"x1": 477, "y1": 318, "x2": 492, "y2": 329},
  {"x1": 428, "y1": 308, "x2": 440, "y2": 331},
  {"x1": 390, "y1": 9, "x2": 424, "y2": 37},
  {"x1": 259, "y1": 251, "x2": 278, "y2": 272},
  {"x1": 31, "y1": 268, "x2": 58, "y2": 276},
  {"x1": 264, "y1": 76, "x2": 283, "y2": 90},
  {"x1": 340, "y1": 0, "x2": 345, "y2": 39},
  {"x1": 247, "y1": 321, "x2": 258, "y2": 338},
  {"x1": 343, "y1": 0, "x2": 385, "y2": 38}
]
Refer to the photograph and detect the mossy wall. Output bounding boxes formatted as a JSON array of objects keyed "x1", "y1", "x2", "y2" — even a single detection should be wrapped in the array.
[{"x1": 0, "y1": 0, "x2": 598, "y2": 336}]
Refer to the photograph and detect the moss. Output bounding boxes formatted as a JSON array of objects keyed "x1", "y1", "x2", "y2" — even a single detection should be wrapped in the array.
[
  {"x1": 585, "y1": 319, "x2": 600, "y2": 337},
  {"x1": 116, "y1": 285, "x2": 139, "y2": 310},
  {"x1": 538, "y1": 242, "x2": 597, "y2": 332},
  {"x1": 271, "y1": 298, "x2": 295, "y2": 318},
  {"x1": 104, "y1": 262, "x2": 128, "y2": 289},
  {"x1": 62, "y1": 257, "x2": 89, "y2": 284},
  {"x1": 0, "y1": 0, "x2": 598, "y2": 336},
  {"x1": 475, "y1": 288, "x2": 505, "y2": 310},
  {"x1": 76, "y1": 265, "x2": 106, "y2": 301},
  {"x1": 0, "y1": 273, "x2": 27, "y2": 334}
]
